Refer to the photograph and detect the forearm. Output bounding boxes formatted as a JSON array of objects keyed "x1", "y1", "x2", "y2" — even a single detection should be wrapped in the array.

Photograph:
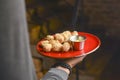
[{"x1": 41, "y1": 55, "x2": 86, "y2": 80}]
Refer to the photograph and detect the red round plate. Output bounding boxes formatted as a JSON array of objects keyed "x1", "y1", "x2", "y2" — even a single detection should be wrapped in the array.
[{"x1": 36, "y1": 32, "x2": 101, "y2": 59}]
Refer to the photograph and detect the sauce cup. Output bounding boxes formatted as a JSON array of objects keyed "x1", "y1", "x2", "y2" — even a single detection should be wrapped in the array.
[{"x1": 70, "y1": 35, "x2": 86, "y2": 51}]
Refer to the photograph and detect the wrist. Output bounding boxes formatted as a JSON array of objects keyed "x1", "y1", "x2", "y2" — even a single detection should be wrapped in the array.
[
  {"x1": 51, "y1": 62, "x2": 72, "y2": 75},
  {"x1": 56, "y1": 66, "x2": 70, "y2": 74}
]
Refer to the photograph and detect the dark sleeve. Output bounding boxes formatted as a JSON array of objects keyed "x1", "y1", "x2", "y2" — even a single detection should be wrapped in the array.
[{"x1": 41, "y1": 68, "x2": 69, "y2": 80}]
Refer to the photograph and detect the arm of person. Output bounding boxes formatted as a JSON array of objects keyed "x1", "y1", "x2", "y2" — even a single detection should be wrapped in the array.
[
  {"x1": 41, "y1": 55, "x2": 86, "y2": 80},
  {"x1": 41, "y1": 67, "x2": 69, "y2": 80}
]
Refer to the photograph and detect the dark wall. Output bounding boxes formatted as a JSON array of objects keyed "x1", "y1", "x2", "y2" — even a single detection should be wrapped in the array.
[{"x1": 26, "y1": 0, "x2": 120, "y2": 79}]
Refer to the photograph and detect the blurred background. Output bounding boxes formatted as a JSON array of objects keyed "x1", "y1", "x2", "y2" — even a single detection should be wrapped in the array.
[{"x1": 25, "y1": 0, "x2": 120, "y2": 80}]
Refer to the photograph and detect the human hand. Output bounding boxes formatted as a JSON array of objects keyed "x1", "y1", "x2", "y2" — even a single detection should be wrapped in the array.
[
  {"x1": 64, "y1": 55, "x2": 87, "y2": 68},
  {"x1": 54, "y1": 55, "x2": 87, "y2": 74}
]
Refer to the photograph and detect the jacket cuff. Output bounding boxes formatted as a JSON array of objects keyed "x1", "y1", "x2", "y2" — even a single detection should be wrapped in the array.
[{"x1": 48, "y1": 68, "x2": 69, "y2": 80}]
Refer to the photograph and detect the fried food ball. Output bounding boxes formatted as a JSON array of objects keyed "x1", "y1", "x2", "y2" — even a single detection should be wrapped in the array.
[
  {"x1": 54, "y1": 33, "x2": 64, "y2": 43},
  {"x1": 42, "y1": 43, "x2": 52, "y2": 52},
  {"x1": 63, "y1": 30, "x2": 72, "y2": 38},
  {"x1": 41, "y1": 40, "x2": 49, "y2": 46},
  {"x1": 61, "y1": 33, "x2": 69, "y2": 42},
  {"x1": 62, "y1": 42, "x2": 71, "y2": 52},
  {"x1": 51, "y1": 40, "x2": 63, "y2": 52},
  {"x1": 49, "y1": 40, "x2": 58, "y2": 45},
  {"x1": 72, "y1": 31, "x2": 78, "y2": 36},
  {"x1": 45, "y1": 35, "x2": 54, "y2": 40},
  {"x1": 40, "y1": 30, "x2": 79, "y2": 52},
  {"x1": 61, "y1": 30, "x2": 72, "y2": 42}
]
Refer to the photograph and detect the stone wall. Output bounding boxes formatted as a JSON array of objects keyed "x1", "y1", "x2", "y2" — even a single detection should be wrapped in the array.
[
  {"x1": 83, "y1": 0, "x2": 120, "y2": 38},
  {"x1": 26, "y1": 0, "x2": 120, "y2": 44}
]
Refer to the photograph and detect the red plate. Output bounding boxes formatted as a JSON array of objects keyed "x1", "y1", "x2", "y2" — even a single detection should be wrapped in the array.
[{"x1": 36, "y1": 32, "x2": 101, "y2": 59}]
